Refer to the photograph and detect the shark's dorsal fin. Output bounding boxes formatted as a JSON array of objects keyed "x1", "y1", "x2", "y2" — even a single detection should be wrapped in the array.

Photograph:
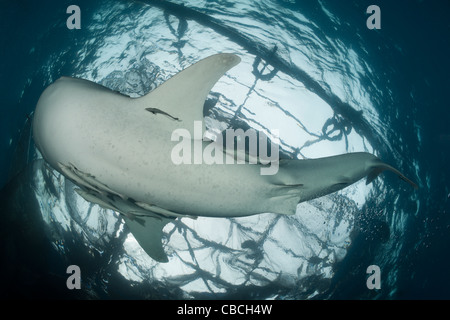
[{"x1": 135, "y1": 53, "x2": 240, "y2": 135}]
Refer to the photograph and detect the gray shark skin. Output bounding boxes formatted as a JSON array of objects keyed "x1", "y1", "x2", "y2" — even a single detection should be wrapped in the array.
[{"x1": 32, "y1": 53, "x2": 417, "y2": 262}]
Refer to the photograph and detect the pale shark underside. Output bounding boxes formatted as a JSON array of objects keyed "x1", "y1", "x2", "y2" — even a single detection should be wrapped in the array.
[{"x1": 32, "y1": 53, "x2": 417, "y2": 262}]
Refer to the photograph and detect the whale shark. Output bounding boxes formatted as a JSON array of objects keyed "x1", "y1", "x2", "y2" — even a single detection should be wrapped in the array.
[{"x1": 32, "y1": 53, "x2": 417, "y2": 262}]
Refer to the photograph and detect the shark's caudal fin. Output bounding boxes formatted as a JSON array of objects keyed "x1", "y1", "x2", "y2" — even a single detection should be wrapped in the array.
[
  {"x1": 366, "y1": 162, "x2": 418, "y2": 189},
  {"x1": 135, "y1": 53, "x2": 241, "y2": 135},
  {"x1": 263, "y1": 154, "x2": 418, "y2": 216},
  {"x1": 122, "y1": 215, "x2": 172, "y2": 263}
]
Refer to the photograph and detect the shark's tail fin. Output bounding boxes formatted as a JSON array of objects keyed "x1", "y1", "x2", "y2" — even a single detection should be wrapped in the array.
[{"x1": 367, "y1": 162, "x2": 418, "y2": 189}]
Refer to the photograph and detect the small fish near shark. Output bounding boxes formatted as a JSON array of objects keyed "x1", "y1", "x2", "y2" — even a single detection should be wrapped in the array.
[{"x1": 32, "y1": 53, "x2": 418, "y2": 262}]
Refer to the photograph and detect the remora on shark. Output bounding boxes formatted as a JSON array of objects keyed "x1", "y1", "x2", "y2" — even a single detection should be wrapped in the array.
[{"x1": 32, "y1": 53, "x2": 417, "y2": 262}]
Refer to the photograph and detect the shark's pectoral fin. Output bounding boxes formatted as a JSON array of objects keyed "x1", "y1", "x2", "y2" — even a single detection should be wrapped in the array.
[
  {"x1": 367, "y1": 163, "x2": 418, "y2": 189},
  {"x1": 122, "y1": 214, "x2": 172, "y2": 263},
  {"x1": 136, "y1": 53, "x2": 241, "y2": 135}
]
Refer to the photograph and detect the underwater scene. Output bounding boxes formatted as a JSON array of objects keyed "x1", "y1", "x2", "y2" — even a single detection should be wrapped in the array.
[{"x1": 0, "y1": 0, "x2": 449, "y2": 300}]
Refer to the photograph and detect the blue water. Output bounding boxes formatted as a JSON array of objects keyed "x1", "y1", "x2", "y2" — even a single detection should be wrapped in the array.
[{"x1": 0, "y1": 0, "x2": 449, "y2": 299}]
